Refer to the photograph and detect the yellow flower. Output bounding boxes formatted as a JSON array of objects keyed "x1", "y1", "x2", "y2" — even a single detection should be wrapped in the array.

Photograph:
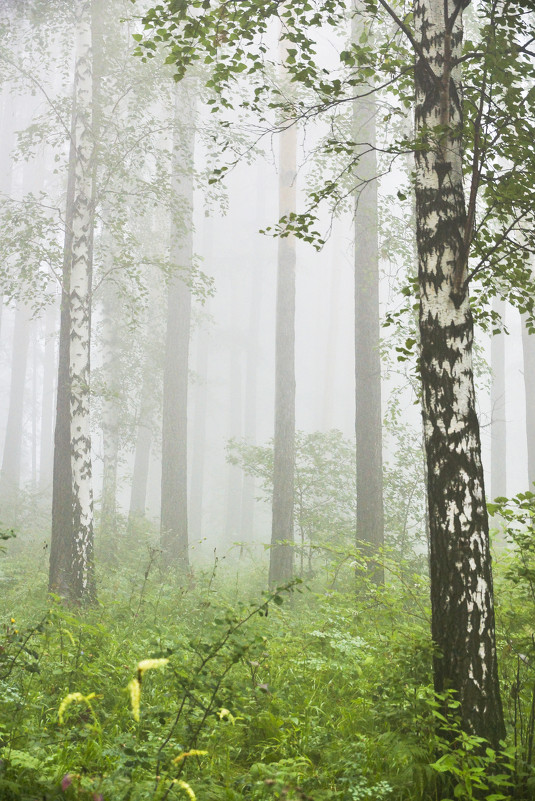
[
  {"x1": 10, "y1": 617, "x2": 15, "y2": 624},
  {"x1": 136, "y1": 658, "x2": 169, "y2": 679},
  {"x1": 58, "y1": 692, "x2": 97, "y2": 724},
  {"x1": 172, "y1": 780, "x2": 197, "y2": 800},
  {"x1": 128, "y1": 678, "x2": 141, "y2": 722},
  {"x1": 172, "y1": 750, "x2": 208, "y2": 764}
]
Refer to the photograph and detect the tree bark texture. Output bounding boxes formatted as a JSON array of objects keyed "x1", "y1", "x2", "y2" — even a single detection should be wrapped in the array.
[
  {"x1": 415, "y1": 0, "x2": 504, "y2": 744},
  {"x1": 68, "y1": 0, "x2": 95, "y2": 602},
  {"x1": 352, "y1": 13, "x2": 384, "y2": 579},
  {"x1": 269, "y1": 43, "x2": 297, "y2": 588},
  {"x1": 160, "y1": 85, "x2": 195, "y2": 569},
  {"x1": 490, "y1": 298, "x2": 506, "y2": 499}
]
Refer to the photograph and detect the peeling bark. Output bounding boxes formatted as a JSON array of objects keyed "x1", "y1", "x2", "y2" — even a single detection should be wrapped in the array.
[
  {"x1": 415, "y1": 0, "x2": 504, "y2": 744},
  {"x1": 69, "y1": 0, "x2": 95, "y2": 602}
]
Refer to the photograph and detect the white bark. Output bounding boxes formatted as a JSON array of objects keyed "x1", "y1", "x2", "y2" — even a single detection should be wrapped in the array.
[{"x1": 69, "y1": 0, "x2": 95, "y2": 601}]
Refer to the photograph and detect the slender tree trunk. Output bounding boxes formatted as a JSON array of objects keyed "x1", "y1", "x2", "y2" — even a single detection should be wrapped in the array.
[
  {"x1": 129, "y1": 356, "x2": 154, "y2": 523},
  {"x1": 160, "y1": 85, "x2": 195, "y2": 569},
  {"x1": 352, "y1": 13, "x2": 384, "y2": 581},
  {"x1": 100, "y1": 283, "x2": 121, "y2": 543},
  {"x1": 269, "y1": 42, "x2": 296, "y2": 588},
  {"x1": 490, "y1": 298, "x2": 506, "y2": 499},
  {"x1": 415, "y1": 0, "x2": 504, "y2": 744},
  {"x1": 189, "y1": 311, "x2": 209, "y2": 541},
  {"x1": 522, "y1": 313, "x2": 535, "y2": 489},
  {"x1": 320, "y1": 236, "x2": 341, "y2": 431},
  {"x1": 0, "y1": 303, "x2": 31, "y2": 519},
  {"x1": 39, "y1": 298, "x2": 58, "y2": 493},
  {"x1": 225, "y1": 284, "x2": 243, "y2": 546},
  {"x1": 241, "y1": 261, "x2": 262, "y2": 540}
]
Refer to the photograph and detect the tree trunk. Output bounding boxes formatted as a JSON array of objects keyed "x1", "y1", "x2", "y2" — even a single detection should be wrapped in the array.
[
  {"x1": 415, "y1": 0, "x2": 504, "y2": 745},
  {"x1": 39, "y1": 298, "x2": 58, "y2": 493},
  {"x1": 0, "y1": 303, "x2": 31, "y2": 520},
  {"x1": 160, "y1": 85, "x2": 195, "y2": 569},
  {"x1": 225, "y1": 283, "x2": 243, "y2": 547},
  {"x1": 521, "y1": 313, "x2": 535, "y2": 489},
  {"x1": 100, "y1": 282, "x2": 121, "y2": 544},
  {"x1": 490, "y1": 298, "x2": 506, "y2": 499},
  {"x1": 352, "y1": 18, "x2": 384, "y2": 579},
  {"x1": 189, "y1": 308, "x2": 210, "y2": 541},
  {"x1": 269, "y1": 42, "x2": 296, "y2": 588},
  {"x1": 128, "y1": 355, "x2": 154, "y2": 523},
  {"x1": 241, "y1": 259, "x2": 262, "y2": 540}
]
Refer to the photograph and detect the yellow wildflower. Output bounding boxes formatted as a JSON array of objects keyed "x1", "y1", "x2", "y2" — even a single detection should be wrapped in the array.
[
  {"x1": 128, "y1": 678, "x2": 141, "y2": 722},
  {"x1": 172, "y1": 750, "x2": 208, "y2": 764}
]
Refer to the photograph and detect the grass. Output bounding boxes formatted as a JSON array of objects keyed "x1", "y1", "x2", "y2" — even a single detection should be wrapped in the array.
[{"x1": 0, "y1": 531, "x2": 532, "y2": 801}]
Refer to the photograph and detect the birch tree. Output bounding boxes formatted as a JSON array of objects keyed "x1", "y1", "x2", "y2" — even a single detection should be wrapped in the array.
[
  {"x1": 68, "y1": 0, "x2": 95, "y2": 602},
  {"x1": 411, "y1": 0, "x2": 503, "y2": 742}
]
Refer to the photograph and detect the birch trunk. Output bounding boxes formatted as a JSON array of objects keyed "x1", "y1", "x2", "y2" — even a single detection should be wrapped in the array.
[
  {"x1": 490, "y1": 299, "x2": 506, "y2": 499},
  {"x1": 415, "y1": 0, "x2": 504, "y2": 744},
  {"x1": 269, "y1": 42, "x2": 296, "y2": 588},
  {"x1": 160, "y1": 85, "x2": 195, "y2": 569},
  {"x1": 68, "y1": 0, "x2": 95, "y2": 602},
  {"x1": 352, "y1": 15, "x2": 384, "y2": 579}
]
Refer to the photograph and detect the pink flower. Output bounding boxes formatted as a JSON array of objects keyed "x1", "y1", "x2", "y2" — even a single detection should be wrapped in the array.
[{"x1": 61, "y1": 774, "x2": 73, "y2": 792}]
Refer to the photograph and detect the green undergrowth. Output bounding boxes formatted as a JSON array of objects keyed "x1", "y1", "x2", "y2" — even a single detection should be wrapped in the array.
[{"x1": 0, "y1": 535, "x2": 533, "y2": 801}]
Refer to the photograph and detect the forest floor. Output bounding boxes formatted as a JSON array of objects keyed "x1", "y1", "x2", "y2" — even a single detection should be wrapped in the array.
[{"x1": 0, "y1": 530, "x2": 532, "y2": 801}]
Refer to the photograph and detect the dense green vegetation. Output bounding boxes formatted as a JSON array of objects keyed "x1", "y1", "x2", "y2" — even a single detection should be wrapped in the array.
[{"x1": 1, "y1": 525, "x2": 535, "y2": 801}]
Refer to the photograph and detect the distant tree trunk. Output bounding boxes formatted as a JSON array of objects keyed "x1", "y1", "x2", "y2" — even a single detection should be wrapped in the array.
[
  {"x1": 129, "y1": 356, "x2": 154, "y2": 523},
  {"x1": 0, "y1": 303, "x2": 31, "y2": 519},
  {"x1": 490, "y1": 299, "x2": 506, "y2": 499},
  {"x1": 241, "y1": 259, "x2": 262, "y2": 540},
  {"x1": 225, "y1": 284, "x2": 243, "y2": 546},
  {"x1": 100, "y1": 283, "x2": 121, "y2": 543},
  {"x1": 39, "y1": 298, "x2": 58, "y2": 493},
  {"x1": 320, "y1": 236, "x2": 341, "y2": 431},
  {"x1": 189, "y1": 311, "x2": 210, "y2": 541},
  {"x1": 160, "y1": 85, "x2": 195, "y2": 569},
  {"x1": 415, "y1": 0, "x2": 504, "y2": 745},
  {"x1": 269, "y1": 42, "x2": 296, "y2": 588},
  {"x1": 352, "y1": 12, "x2": 384, "y2": 582}
]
